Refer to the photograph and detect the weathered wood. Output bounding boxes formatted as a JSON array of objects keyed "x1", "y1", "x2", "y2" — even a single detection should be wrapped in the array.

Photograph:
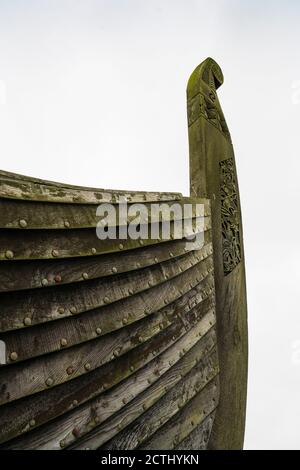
[
  {"x1": 3, "y1": 326, "x2": 217, "y2": 449},
  {"x1": 0, "y1": 239, "x2": 212, "y2": 292},
  {"x1": 139, "y1": 377, "x2": 219, "y2": 450},
  {"x1": 0, "y1": 197, "x2": 209, "y2": 229},
  {"x1": 0, "y1": 249, "x2": 214, "y2": 333},
  {"x1": 0, "y1": 219, "x2": 211, "y2": 261},
  {"x1": 100, "y1": 348, "x2": 218, "y2": 450},
  {"x1": 0, "y1": 299, "x2": 215, "y2": 446},
  {"x1": 0, "y1": 169, "x2": 182, "y2": 204},
  {"x1": 187, "y1": 57, "x2": 248, "y2": 449},
  {"x1": 175, "y1": 411, "x2": 216, "y2": 450},
  {"x1": 0, "y1": 292, "x2": 215, "y2": 406},
  {"x1": 1, "y1": 260, "x2": 214, "y2": 362}
]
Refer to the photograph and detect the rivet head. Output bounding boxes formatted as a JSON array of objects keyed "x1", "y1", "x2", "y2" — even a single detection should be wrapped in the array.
[
  {"x1": 10, "y1": 351, "x2": 18, "y2": 361},
  {"x1": 119, "y1": 243, "x2": 124, "y2": 250},
  {"x1": 72, "y1": 399, "x2": 78, "y2": 406},
  {"x1": 130, "y1": 365, "x2": 134, "y2": 372},
  {"x1": 122, "y1": 397, "x2": 127, "y2": 404},
  {"x1": 96, "y1": 327, "x2": 102, "y2": 335},
  {"x1": 91, "y1": 247, "x2": 97, "y2": 255},
  {"x1": 103, "y1": 296, "x2": 110, "y2": 304},
  {"x1": 46, "y1": 377, "x2": 54, "y2": 387},
  {"x1": 64, "y1": 220, "x2": 70, "y2": 228},
  {"x1": 84, "y1": 363, "x2": 91, "y2": 371},
  {"x1": 19, "y1": 219, "x2": 27, "y2": 228},
  {"x1": 122, "y1": 318, "x2": 128, "y2": 325},
  {"x1": 139, "y1": 239, "x2": 144, "y2": 246},
  {"x1": 54, "y1": 274, "x2": 62, "y2": 283},
  {"x1": 142, "y1": 403, "x2": 147, "y2": 410},
  {"x1": 82, "y1": 272, "x2": 89, "y2": 280},
  {"x1": 154, "y1": 257, "x2": 159, "y2": 263},
  {"x1": 69, "y1": 306, "x2": 77, "y2": 314},
  {"x1": 60, "y1": 338, "x2": 68, "y2": 347},
  {"x1": 29, "y1": 419, "x2": 36, "y2": 427},
  {"x1": 169, "y1": 252, "x2": 174, "y2": 257},
  {"x1": 23, "y1": 317, "x2": 32, "y2": 326},
  {"x1": 112, "y1": 267, "x2": 118, "y2": 273},
  {"x1": 5, "y1": 250, "x2": 14, "y2": 259},
  {"x1": 41, "y1": 278, "x2": 48, "y2": 287},
  {"x1": 138, "y1": 336, "x2": 143, "y2": 343},
  {"x1": 52, "y1": 249, "x2": 59, "y2": 257},
  {"x1": 128, "y1": 288, "x2": 134, "y2": 295},
  {"x1": 66, "y1": 366, "x2": 74, "y2": 375},
  {"x1": 58, "y1": 307, "x2": 65, "y2": 314}
]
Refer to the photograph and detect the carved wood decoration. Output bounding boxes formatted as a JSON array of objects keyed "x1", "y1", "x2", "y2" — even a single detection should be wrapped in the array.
[{"x1": 0, "y1": 58, "x2": 247, "y2": 450}]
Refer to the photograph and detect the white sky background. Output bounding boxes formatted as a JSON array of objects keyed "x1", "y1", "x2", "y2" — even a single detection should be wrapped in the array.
[{"x1": 0, "y1": 0, "x2": 300, "y2": 449}]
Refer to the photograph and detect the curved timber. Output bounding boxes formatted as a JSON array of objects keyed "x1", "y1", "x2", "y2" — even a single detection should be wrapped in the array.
[{"x1": 0, "y1": 57, "x2": 247, "y2": 450}]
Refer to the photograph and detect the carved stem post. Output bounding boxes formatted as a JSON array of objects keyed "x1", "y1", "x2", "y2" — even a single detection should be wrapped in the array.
[{"x1": 187, "y1": 58, "x2": 248, "y2": 449}]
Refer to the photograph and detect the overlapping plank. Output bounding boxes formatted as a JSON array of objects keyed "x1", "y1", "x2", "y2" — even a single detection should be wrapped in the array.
[
  {"x1": 0, "y1": 291, "x2": 215, "y2": 445},
  {"x1": 0, "y1": 239, "x2": 212, "y2": 293},
  {"x1": 2, "y1": 324, "x2": 217, "y2": 449},
  {"x1": 0, "y1": 198, "x2": 209, "y2": 229},
  {"x1": 2, "y1": 257, "x2": 214, "y2": 362},
  {"x1": 0, "y1": 220, "x2": 211, "y2": 261},
  {"x1": 0, "y1": 249, "x2": 214, "y2": 333},
  {"x1": 0, "y1": 288, "x2": 215, "y2": 406},
  {"x1": 99, "y1": 348, "x2": 218, "y2": 450}
]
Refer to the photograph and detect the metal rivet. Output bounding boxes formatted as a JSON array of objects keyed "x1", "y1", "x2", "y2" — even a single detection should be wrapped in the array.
[
  {"x1": 10, "y1": 351, "x2": 18, "y2": 361},
  {"x1": 70, "y1": 306, "x2": 77, "y2": 314},
  {"x1": 138, "y1": 336, "x2": 143, "y2": 343},
  {"x1": 23, "y1": 317, "x2": 32, "y2": 326},
  {"x1": 91, "y1": 247, "x2": 97, "y2": 254},
  {"x1": 122, "y1": 397, "x2": 127, "y2": 404},
  {"x1": 139, "y1": 239, "x2": 144, "y2": 246},
  {"x1": 5, "y1": 250, "x2": 14, "y2": 259},
  {"x1": 46, "y1": 377, "x2": 54, "y2": 387},
  {"x1": 96, "y1": 327, "x2": 102, "y2": 335},
  {"x1": 142, "y1": 403, "x2": 147, "y2": 410},
  {"x1": 19, "y1": 219, "x2": 27, "y2": 228},
  {"x1": 154, "y1": 257, "x2": 159, "y2": 263},
  {"x1": 66, "y1": 366, "x2": 74, "y2": 375},
  {"x1": 128, "y1": 288, "x2": 134, "y2": 295},
  {"x1": 41, "y1": 278, "x2": 48, "y2": 287},
  {"x1": 54, "y1": 275, "x2": 62, "y2": 283},
  {"x1": 72, "y1": 399, "x2": 78, "y2": 406},
  {"x1": 29, "y1": 419, "x2": 36, "y2": 427},
  {"x1": 82, "y1": 272, "x2": 89, "y2": 280},
  {"x1": 52, "y1": 249, "x2": 59, "y2": 257},
  {"x1": 85, "y1": 363, "x2": 91, "y2": 371},
  {"x1": 103, "y1": 296, "x2": 110, "y2": 304},
  {"x1": 64, "y1": 220, "x2": 70, "y2": 228},
  {"x1": 58, "y1": 307, "x2": 65, "y2": 314},
  {"x1": 169, "y1": 252, "x2": 174, "y2": 257},
  {"x1": 112, "y1": 267, "x2": 118, "y2": 273},
  {"x1": 61, "y1": 338, "x2": 68, "y2": 347},
  {"x1": 119, "y1": 243, "x2": 124, "y2": 250},
  {"x1": 130, "y1": 366, "x2": 134, "y2": 372},
  {"x1": 122, "y1": 318, "x2": 128, "y2": 325}
]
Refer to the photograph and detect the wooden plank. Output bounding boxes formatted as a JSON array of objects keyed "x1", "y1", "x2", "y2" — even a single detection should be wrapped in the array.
[
  {"x1": 0, "y1": 297, "x2": 215, "y2": 446},
  {"x1": 0, "y1": 170, "x2": 183, "y2": 204},
  {"x1": 0, "y1": 239, "x2": 212, "y2": 293},
  {"x1": 175, "y1": 411, "x2": 216, "y2": 450},
  {"x1": 2, "y1": 259, "x2": 214, "y2": 362},
  {"x1": 0, "y1": 291, "x2": 215, "y2": 406},
  {"x1": 2, "y1": 326, "x2": 217, "y2": 449},
  {"x1": 187, "y1": 57, "x2": 248, "y2": 449},
  {"x1": 0, "y1": 249, "x2": 214, "y2": 333},
  {"x1": 99, "y1": 348, "x2": 218, "y2": 450},
  {"x1": 0, "y1": 197, "x2": 209, "y2": 230},
  {"x1": 139, "y1": 377, "x2": 219, "y2": 450},
  {"x1": 0, "y1": 219, "x2": 211, "y2": 261}
]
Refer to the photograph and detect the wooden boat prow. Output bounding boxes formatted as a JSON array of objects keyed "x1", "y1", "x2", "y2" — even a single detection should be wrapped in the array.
[{"x1": 0, "y1": 58, "x2": 247, "y2": 450}]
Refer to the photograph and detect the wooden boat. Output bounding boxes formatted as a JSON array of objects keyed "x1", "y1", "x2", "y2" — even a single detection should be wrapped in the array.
[{"x1": 0, "y1": 58, "x2": 247, "y2": 450}]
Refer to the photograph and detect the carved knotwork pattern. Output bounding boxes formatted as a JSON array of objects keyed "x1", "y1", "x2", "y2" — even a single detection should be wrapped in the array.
[
  {"x1": 187, "y1": 93, "x2": 230, "y2": 140},
  {"x1": 220, "y1": 158, "x2": 241, "y2": 275}
]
